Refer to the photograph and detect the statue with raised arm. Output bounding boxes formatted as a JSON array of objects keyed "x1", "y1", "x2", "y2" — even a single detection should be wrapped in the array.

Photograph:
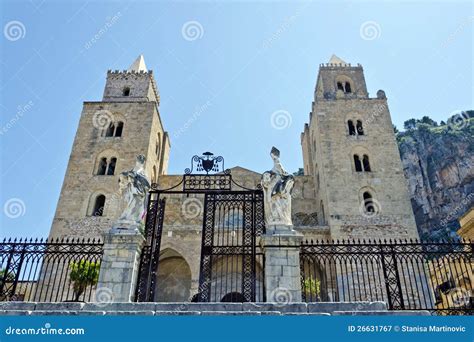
[
  {"x1": 112, "y1": 154, "x2": 150, "y2": 233},
  {"x1": 261, "y1": 147, "x2": 295, "y2": 229}
]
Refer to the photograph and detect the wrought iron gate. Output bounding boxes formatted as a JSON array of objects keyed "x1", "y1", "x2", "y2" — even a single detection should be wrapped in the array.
[
  {"x1": 135, "y1": 152, "x2": 266, "y2": 302},
  {"x1": 198, "y1": 191, "x2": 265, "y2": 302},
  {"x1": 135, "y1": 196, "x2": 166, "y2": 302}
]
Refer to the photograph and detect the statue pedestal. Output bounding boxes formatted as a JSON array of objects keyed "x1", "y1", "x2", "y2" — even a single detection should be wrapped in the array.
[
  {"x1": 261, "y1": 228, "x2": 303, "y2": 303},
  {"x1": 266, "y1": 224, "x2": 298, "y2": 235},
  {"x1": 97, "y1": 228, "x2": 145, "y2": 303}
]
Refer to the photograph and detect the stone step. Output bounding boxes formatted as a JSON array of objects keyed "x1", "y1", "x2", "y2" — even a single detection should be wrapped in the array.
[
  {"x1": 0, "y1": 309, "x2": 430, "y2": 316},
  {"x1": 0, "y1": 301, "x2": 429, "y2": 315}
]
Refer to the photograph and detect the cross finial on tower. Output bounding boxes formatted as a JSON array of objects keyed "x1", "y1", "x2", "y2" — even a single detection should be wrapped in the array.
[{"x1": 128, "y1": 55, "x2": 147, "y2": 72}]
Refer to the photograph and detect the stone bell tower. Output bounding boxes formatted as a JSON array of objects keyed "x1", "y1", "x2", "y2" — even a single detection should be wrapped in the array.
[
  {"x1": 301, "y1": 55, "x2": 418, "y2": 240},
  {"x1": 49, "y1": 55, "x2": 171, "y2": 238}
]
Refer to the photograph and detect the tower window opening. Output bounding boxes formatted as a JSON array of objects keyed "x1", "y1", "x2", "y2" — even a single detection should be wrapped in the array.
[
  {"x1": 337, "y1": 82, "x2": 344, "y2": 91},
  {"x1": 344, "y1": 82, "x2": 352, "y2": 93},
  {"x1": 354, "y1": 155, "x2": 362, "y2": 172},
  {"x1": 107, "y1": 157, "x2": 117, "y2": 175},
  {"x1": 356, "y1": 120, "x2": 364, "y2": 135},
  {"x1": 363, "y1": 155, "x2": 371, "y2": 172},
  {"x1": 97, "y1": 158, "x2": 107, "y2": 175},
  {"x1": 115, "y1": 122, "x2": 124, "y2": 137},
  {"x1": 362, "y1": 192, "x2": 375, "y2": 213},
  {"x1": 123, "y1": 87, "x2": 130, "y2": 96},
  {"x1": 92, "y1": 195, "x2": 106, "y2": 216},
  {"x1": 348, "y1": 120, "x2": 356, "y2": 135},
  {"x1": 105, "y1": 123, "x2": 115, "y2": 137}
]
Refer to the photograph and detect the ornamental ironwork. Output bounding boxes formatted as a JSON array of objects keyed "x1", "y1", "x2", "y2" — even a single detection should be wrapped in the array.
[
  {"x1": 185, "y1": 152, "x2": 225, "y2": 175},
  {"x1": 300, "y1": 239, "x2": 473, "y2": 315}
]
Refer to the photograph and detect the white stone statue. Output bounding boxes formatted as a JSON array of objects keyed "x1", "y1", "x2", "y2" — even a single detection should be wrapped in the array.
[
  {"x1": 112, "y1": 155, "x2": 150, "y2": 232},
  {"x1": 261, "y1": 147, "x2": 295, "y2": 228}
]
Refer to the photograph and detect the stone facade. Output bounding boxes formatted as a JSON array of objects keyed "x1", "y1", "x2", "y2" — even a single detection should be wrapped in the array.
[
  {"x1": 49, "y1": 56, "x2": 170, "y2": 238},
  {"x1": 48, "y1": 55, "x2": 420, "y2": 302},
  {"x1": 301, "y1": 56, "x2": 418, "y2": 240}
]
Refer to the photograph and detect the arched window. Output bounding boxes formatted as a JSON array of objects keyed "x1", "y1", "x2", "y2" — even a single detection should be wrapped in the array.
[
  {"x1": 344, "y1": 82, "x2": 352, "y2": 93},
  {"x1": 353, "y1": 155, "x2": 362, "y2": 172},
  {"x1": 362, "y1": 192, "x2": 375, "y2": 214},
  {"x1": 362, "y1": 155, "x2": 371, "y2": 172},
  {"x1": 105, "y1": 123, "x2": 115, "y2": 137},
  {"x1": 337, "y1": 82, "x2": 344, "y2": 91},
  {"x1": 115, "y1": 122, "x2": 124, "y2": 137},
  {"x1": 92, "y1": 195, "x2": 105, "y2": 216},
  {"x1": 356, "y1": 120, "x2": 364, "y2": 135},
  {"x1": 122, "y1": 87, "x2": 130, "y2": 96},
  {"x1": 97, "y1": 158, "x2": 107, "y2": 175},
  {"x1": 107, "y1": 157, "x2": 117, "y2": 175},
  {"x1": 348, "y1": 120, "x2": 356, "y2": 135}
]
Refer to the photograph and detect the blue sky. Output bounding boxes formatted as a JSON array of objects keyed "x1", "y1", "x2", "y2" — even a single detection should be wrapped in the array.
[{"x1": 0, "y1": 0, "x2": 472, "y2": 237}]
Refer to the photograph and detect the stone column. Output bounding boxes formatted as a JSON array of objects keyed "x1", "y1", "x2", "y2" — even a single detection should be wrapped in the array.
[
  {"x1": 97, "y1": 229, "x2": 145, "y2": 302},
  {"x1": 261, "y1": 227, "x2": 303, "y2": 303}
]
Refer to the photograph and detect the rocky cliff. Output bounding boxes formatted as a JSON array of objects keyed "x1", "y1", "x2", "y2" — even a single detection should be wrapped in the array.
[{"x1": 397, "y1": 111, "x2": 474, "y2": 240}]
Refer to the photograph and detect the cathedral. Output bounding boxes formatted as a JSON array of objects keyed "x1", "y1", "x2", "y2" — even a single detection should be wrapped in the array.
[{"x1": 48, "y1": 54, "x2": 419, "y2": 302}]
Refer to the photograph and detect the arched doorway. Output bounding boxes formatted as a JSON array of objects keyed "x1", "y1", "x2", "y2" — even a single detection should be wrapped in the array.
[
  {"x1": 154, "y1": 249, "x2": 192, "y2": 302},
  {"x1": 221, "y1": 292, "x2": 246, "y2": 302}
]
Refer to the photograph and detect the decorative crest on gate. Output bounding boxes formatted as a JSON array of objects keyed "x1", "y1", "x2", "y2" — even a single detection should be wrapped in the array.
[{"x1": 185, "y1": 152, "x2": 225, "y2": 174}]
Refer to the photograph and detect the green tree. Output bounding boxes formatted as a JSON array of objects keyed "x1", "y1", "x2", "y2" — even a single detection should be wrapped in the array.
[
  {"x1": 393, "y1": 124, "x2": 399, "y2": 134},
  {"x1": 303, "y1": 277, "x2": 321, "y2": 301},
  {"x1": 420, "y1": 116, "x2": 437, "y2": 126},
  {"x1": 69, "y1": 260, "x2": 100, "y2": 301},
  {"x1": 0, "y1": 269, "x2": 15, "y2": 282},
  {"x1": 403, "y1": 118, "x2": 417, "y2": 130}
]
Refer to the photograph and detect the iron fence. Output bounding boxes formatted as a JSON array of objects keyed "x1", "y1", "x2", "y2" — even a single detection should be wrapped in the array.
[
  {"x1": 300, "y1": 239, "x2": 473, "y2": 315},
  {"x1": 0, "y1": 238, "x2": 104, "y2": 302}
]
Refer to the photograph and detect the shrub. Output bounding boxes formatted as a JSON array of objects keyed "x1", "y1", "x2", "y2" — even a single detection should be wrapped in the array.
[{"x1": 69, "y1": 260, "x2": 100, "y2": 301}]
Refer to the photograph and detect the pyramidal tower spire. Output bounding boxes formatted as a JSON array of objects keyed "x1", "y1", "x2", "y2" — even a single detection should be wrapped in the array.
[
  {"x1": 328, "y1": 54, "x2": 347, "y2": 65},
  {"x1": 128, "y1": 54, "x2": 147, "y2": 72}
]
